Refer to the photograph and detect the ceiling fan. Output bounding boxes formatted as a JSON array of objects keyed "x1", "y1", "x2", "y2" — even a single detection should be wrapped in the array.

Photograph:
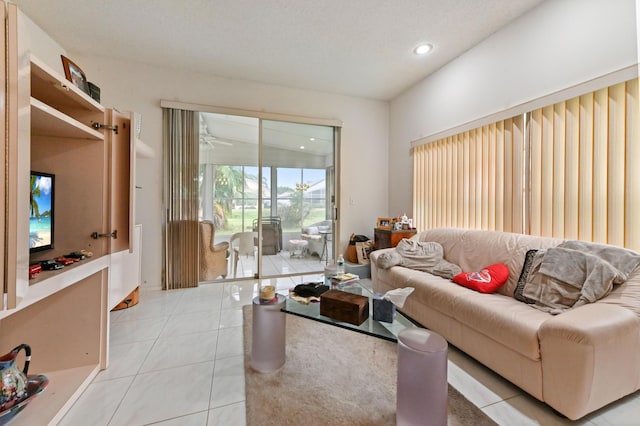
[
  {"x1": 199, "y1": 134, "x2": 234, "y2": 148},
  {"x1": 199, "y1": 120, "x2": 235, "y2": 148}
]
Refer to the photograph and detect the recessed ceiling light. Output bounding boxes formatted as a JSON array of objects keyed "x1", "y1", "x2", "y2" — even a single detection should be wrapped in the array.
[
  {"x1": 300, "y1": 145, "x2": 305, "y2": 150},
  {"x1": 414, "y1": 43, "x2": 433, "y2": 55},
  {"x1": 309, "y1": 138, "x2": 315, "y2": 141}
]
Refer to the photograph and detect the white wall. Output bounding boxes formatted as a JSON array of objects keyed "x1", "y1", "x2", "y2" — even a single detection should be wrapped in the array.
[
  {"x1": 389, "y1": 0, "x2": 639, "y2": 216},
  {"x1": 17, "y1": 8, "x2": 66, "y2": 67},
  {"x1": 69, "y1": 55, "x2": 389, "y2": 289}
]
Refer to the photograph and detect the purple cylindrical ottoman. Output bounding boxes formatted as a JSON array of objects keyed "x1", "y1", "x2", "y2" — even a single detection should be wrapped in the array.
[
  {"x1": 397, "y1": 328, "x2": 448, "y2": 426},
  {"x1": 250, "y1": 295, "x2": 286, "y2": 373}
]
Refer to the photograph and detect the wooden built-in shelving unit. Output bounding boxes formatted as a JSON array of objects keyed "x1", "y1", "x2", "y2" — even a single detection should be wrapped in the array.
[
  {"x1": 0, "y1": 48, "x2": 110, "y2": 423},
  {"x1": 0, "y1": 4, "x2": 136, "y2": 423}
]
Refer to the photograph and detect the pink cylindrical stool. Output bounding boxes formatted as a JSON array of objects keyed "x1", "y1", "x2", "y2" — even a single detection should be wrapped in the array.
[
  {"x1": 397, "y1": 328, "x2": 448, "y2": 426},
  {"x1": 250, "y1": 295, "x2": 286, "y2": 373}
]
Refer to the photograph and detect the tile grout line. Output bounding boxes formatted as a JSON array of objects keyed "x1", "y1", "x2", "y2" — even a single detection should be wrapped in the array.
[{"x1": 106, "y1": 290, "x2": 185, "y2": 424}]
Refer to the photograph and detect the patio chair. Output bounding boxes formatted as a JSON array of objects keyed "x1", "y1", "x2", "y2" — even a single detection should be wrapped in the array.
[
  {"x1": 230, "y1": 231, "x2": 258, "y2": 277},
  {"x1": 199, "y1": 221, "x2": 229, "y2": 281},
  {"x1": 252, "y1": 216, "x2": 282, "y2": 255}
]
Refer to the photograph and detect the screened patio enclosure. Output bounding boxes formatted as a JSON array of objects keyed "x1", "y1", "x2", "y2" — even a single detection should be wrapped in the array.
[{"x1": 198, "y1": 111, "x2": 337, "y2": 281}]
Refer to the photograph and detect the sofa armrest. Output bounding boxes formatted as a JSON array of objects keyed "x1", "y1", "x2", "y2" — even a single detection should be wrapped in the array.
[
  {"x1": 538, "y1": 303, "x2": 640, "y2": 419},
  {"x1": 369, "y1": 248, "x2": 395, "y2": 262},
  {"x1": 370, "y1": 248, "x2": 398, "y2": 286},
  {"x1": 369, "y1": 248, "x2": 396, "y2": 269}
]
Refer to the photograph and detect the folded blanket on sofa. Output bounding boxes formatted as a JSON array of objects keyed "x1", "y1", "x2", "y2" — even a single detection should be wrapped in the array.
[
  {"x1": 547, "y1": 240, "x2": 640, "y2": 283},
  {"x1": 522, "y1": 241, "x2": 640, "y2": 314},
  {"x1": 375, "y1": 239, "x2": 461, "y2": 279}
]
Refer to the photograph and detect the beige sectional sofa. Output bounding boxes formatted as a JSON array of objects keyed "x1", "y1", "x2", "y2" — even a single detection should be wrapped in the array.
[{"x1": 370, "y1": 228, "x2": 640, "y2": 420}]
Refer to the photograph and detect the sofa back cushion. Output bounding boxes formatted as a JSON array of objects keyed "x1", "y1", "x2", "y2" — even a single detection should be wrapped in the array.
[{"x1": 413, "y1": 228, "x2": 564, "y2": 297}]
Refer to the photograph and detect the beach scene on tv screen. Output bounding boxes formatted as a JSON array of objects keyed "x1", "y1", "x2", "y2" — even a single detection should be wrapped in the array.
[{"x1": 30, "y1": 174, "x2": 53, "y2": 249}]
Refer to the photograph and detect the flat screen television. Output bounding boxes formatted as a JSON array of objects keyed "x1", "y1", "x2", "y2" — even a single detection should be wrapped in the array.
[{"x1": 29, "y1": 171, "x2": 55, "y2": 253}]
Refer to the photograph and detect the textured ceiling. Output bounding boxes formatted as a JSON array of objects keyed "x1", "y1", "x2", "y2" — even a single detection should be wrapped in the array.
[{"x1": 12, "y1": 0, "x2": 545, "y2": 101}]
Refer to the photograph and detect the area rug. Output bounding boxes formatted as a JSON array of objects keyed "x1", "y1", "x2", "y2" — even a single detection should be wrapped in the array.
[{"x1": 243, "y1": 306, "x2": 496, "y2": 425}]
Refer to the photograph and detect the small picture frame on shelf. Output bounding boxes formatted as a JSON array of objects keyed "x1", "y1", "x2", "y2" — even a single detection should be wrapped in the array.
[
  {"x1": 377, "y1": 217, "x2": 392, "y2": 230},
  {"x1": 87, "y1": 82, "x2": 101, "y2": 103},
  {"x1": 60, "y1": 55, "x2": 90, "y2": 95}
]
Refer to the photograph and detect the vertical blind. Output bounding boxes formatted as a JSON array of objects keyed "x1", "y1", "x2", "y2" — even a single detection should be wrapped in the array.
[
  {"x1": 413, "y1": 77, "x2": 640, "y2": 251},
  {"x1": 413, "y1": 116, "x2": 524, "y2": 233},
  {"x1": 163, "y1": 108, "x2": 199, "y2": 289},
  {"x1": 528, "y1": 79, "x2": 640, "y2": 250}
]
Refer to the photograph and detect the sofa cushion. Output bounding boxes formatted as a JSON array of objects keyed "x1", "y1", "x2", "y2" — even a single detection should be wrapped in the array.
[
  {"x1": 453, "y1": 291, "x2": 550, "y2": 361},
  {"x1": 452, "y1": 263, "x2": 509, "y2": 293},
  {"x1": 375, "y1": 263, "x2": 548, "y2": 361},
  {"x1": 374, "y1": 265, "x2": 468, "y2": 314}
]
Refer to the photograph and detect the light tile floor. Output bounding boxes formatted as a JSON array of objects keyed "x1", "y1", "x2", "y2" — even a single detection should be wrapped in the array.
[
  {"x1": 60, "y1": 276, "x2": 640, "y2": 425},
  {"x1": 226, "y1": 249, "x2": 330, "y2": 279}
]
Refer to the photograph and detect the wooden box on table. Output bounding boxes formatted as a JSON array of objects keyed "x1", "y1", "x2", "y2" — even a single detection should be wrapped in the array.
[{"x1": 320, "y1": 290, "x2": 369, "y2": 325}]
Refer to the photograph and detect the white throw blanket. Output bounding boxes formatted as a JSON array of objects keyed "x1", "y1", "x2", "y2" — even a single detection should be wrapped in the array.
[
  {"x1": 375, "y1": 239, "x2": 461, "y2": 279},
  {"x1": 522, "y1": 241, "x2": 640, "y2": 314}
]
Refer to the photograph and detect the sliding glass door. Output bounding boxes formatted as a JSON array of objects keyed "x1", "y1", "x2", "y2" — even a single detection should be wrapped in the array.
[
  {"x1": 198, "y1": 112, "x2": 336, "y2": 281},
  {"x1": 260, "y1": 120, "x2": 335, "y2": 276}
]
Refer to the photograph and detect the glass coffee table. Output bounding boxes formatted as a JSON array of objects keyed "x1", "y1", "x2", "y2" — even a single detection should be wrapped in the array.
[{"x1": 281, "y1": 278, "x2": 417, "y2": 342}]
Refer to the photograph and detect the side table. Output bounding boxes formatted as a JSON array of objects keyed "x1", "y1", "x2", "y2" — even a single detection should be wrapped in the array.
[
  {"x1": 319, "y1": 230, "x2": 332, "y2": 264},
  {"x1": 396, "y1": 328, "x2": 448, "y2": 426},
  {"x1": 250, "y1": 295, "x2": 286, "y2": 373}
]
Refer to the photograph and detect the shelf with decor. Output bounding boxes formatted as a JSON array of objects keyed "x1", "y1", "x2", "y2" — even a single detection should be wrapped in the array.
[
  {"x1": 1, "y1": 20, "x2": 108, "y2": 424},
  {"x1": 30, "y1": 55, "x2": 104, "y2": 125},
  {"x1": 27, "y1": 54, "x2": 111, "y2": 275},
  {"x1": 0, "y1": 269, "x2": 107, "y2": 425},
  {"x1": 0, "y1": 4, "x2": 136, "y2": 424},
  {"x1": 0, "y1": 256, "x2": 109, "y2": 321}
]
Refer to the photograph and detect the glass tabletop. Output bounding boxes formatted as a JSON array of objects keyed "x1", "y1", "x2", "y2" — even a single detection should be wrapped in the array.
[{"x1": 281, "y1": 279, "x2": 416, "y2": 342}]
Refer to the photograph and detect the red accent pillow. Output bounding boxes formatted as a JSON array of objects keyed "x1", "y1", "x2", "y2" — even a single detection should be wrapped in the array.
[{"x1": 452, "y1": 264, "x2": 509, "y2": 293}]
